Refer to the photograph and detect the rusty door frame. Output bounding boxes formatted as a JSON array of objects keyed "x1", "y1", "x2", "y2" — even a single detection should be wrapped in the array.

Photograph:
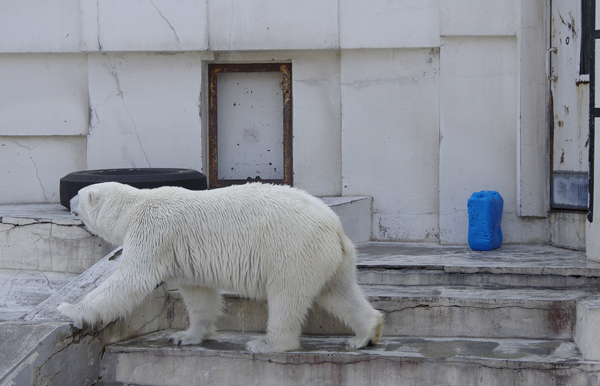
[
  {"x1": 208, "y1": 63, "x2": 293, "y2": 189},
  {"x1": 588, "y1": 0, "x2": 597, "y2": 221},
  {"x1": 548, "y1": 0, "x2": 590, "y2": 211}
]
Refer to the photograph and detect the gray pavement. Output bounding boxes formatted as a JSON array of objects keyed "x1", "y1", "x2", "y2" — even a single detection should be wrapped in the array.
[
  {"x1": 356, "y1": 242, "x2": 596, "y2": 276},
  {"x1": 0, "y1": 269, "x2": 78, "y2": 322},
  {"x1": 0, "y1": 204, "x2": 75, "y2": 221},
  {"x1": 110, "y1": 329, "x2": 583, "y2": 363}
]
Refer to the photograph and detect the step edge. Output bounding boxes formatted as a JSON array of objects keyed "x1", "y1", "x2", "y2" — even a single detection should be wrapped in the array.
[{"x1": 103, "y1": 330, "x2": 596, "y2": 370}]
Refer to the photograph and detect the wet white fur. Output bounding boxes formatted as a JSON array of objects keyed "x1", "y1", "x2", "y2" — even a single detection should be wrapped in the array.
[{"x1": 57, "y1": 182, "x2": 383, "y2": 353}]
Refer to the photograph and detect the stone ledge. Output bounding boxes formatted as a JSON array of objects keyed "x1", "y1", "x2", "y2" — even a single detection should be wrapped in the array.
[
  {"x1": 0, "y1": 204, "x2": 79, "y2": 222},
  {"x1": 0, "y1": 204, "x2": 115, "y2": 273},
  {"x1": 356, "y1": 242, "x2": 598, "y2": 277},
  {"x1": 0, "y1": 269, "x2": 78, "y2": 322},
  {"x1": 320, "y1": 196, "x2": 372, "y2": 243},
  {"x1": 576, "y1": 299, "x2": 600, "y2": 361},
  {"x1": 100, "y1": 330, "x2": 599, "y2": 386},
  {"x1": 1, "y1": 247, "x2": 183, "y2": 386},
  {"x1": 205, "y1": 284, "x2": 589, "y2": 340}
]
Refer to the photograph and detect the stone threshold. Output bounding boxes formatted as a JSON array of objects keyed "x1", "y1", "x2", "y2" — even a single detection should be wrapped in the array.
[
  {"x1": 99, "y1": 330, "x2": 600, "y2": 386},
  {"x1": 108, "y1": 329, "x2": 585, "y2": 365},
  {"x1": 356, "y1": 242, "x2": 598, "y2": 277},
  {"x1": 0, "y1": 204, "x2": 77, "y2": 222}
]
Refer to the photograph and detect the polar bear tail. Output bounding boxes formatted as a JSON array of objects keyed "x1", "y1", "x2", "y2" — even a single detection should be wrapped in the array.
[{"x1": 339, "y1": 232, "x2": 357, "y2": 264}]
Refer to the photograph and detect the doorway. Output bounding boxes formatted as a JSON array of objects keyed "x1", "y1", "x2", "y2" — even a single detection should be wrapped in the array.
[
  {"x1": 549, "y1": 0, "x2": 590, "y2": 211},
  {"x1": 207, "y1": 63, "x2": 292, "y2": 189}
]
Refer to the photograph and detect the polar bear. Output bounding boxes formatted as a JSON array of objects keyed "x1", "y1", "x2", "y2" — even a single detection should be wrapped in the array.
[{"x1": 58, "y1": 182, "x2": 383, "y2": 353}]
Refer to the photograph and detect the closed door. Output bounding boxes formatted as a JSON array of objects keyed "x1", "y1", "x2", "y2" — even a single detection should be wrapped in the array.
[
  {"x1": 208, "y1": 63, "x2": 292, "y2": 189},
  {"x1": 549, "y1": 0, "x2": 590, "y2": 210}
]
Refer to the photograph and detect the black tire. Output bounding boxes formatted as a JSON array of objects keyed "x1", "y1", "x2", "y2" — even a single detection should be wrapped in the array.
[{"x1": 60, "y1": 168, "x2": 208, "y2": 209}]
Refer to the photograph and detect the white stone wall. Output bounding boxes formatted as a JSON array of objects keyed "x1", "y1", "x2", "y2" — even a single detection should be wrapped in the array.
[
  {"x1": 86, "y1": 52, "x2": 207, "y2": 170},
  {"x1": 341, "y1": 48, "x2": 440, "y2": 241},
  {"x1": 439, "y1": 36, "x2": 519, "y2": 244},
  {"x1": 0, "y1": 54, "x2": 88, "y2": 203},
  {"x1": 0, "y1": 0, "x2": 551, "y2": 245}
]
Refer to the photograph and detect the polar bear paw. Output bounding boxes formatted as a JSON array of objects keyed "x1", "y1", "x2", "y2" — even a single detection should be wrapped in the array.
[
  {"x1": 245, "y1": 336, "x2": 300, "y2": 353},
  {"x1": 246, "y1": 338, "x2": 276, "y2": 353},
  {"x1": 169, "y1": 330, "x2": 204, "y2": 346},
  {"x1": 347, "y1": 335, "x2": 371, "y2": 349},
  {"x1": 168, "y1": 325, "x2": 218, "y2": 346},
  {"x1": 347, "y1": 310, "x2": 384, "y2": 349},
  {"x1": 57, "y1": 302, "x2": 85, "y2": 329}
]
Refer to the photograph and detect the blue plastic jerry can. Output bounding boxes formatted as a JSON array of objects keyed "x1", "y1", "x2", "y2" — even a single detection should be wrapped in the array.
[{"x1": 467, "y1": 191, "x2": 503, "y2": 251}]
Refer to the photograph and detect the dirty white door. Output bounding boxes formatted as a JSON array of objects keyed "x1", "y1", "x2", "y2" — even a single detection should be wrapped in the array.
[
  {"x1": 590, "y1": 0, "x2": 599, "y2": 221},
  {"x1": 217, "y1": 71, "x2": 284, "y2": 181},
  {"x1": 208, "y1": 63, "x2": 292, "y2": 189},
  {"x1": 550, "y1": 0, "x2": 590, "y2": 210}
]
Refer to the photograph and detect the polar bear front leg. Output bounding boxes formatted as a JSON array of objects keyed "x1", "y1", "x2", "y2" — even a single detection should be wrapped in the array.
[
  {"x1": 169, "y1": 285, "x2": 223, "y2": 345},
  {"x1": 58, "y1": 247, "x2": 162, "y2": 328},
  {"x1": 58, "y1": 266, "x2": 160, "y2": 328}
]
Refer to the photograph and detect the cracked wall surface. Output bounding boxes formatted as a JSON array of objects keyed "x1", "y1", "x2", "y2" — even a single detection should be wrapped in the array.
[
  {"x1": 0, "y1": 137, "x2": 87, "y2": 204},
  {"x1": 341, "y1": 48, "x2": 440, "y2": 242},
  {"x1": 86, "y1": 52, "x2": 207, "y2": 170},
  {"x1": 0, "y1": 54, "x2": 88, "y2": 204},
  {"x1": 80, "y1": 0, "x2": 207, "y2": 52},
  {"x1": 0, "y1": 217, "x2": 114, "y2": 273},
  {"x1": 0, "y1": 0, "x2": 551, "y2": 245}
]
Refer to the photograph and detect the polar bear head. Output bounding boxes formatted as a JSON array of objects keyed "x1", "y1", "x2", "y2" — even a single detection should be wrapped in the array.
[{"x1": 71, "y1": 182, "x2": 138, "y2": 246}]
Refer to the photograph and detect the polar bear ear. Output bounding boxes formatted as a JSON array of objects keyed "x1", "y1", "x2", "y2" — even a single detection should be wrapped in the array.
[{"x1": 87, "y1": 190, "x2": 98, "y2": 205}]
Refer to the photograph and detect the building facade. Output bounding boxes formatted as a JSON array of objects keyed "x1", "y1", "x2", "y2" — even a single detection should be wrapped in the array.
[{"x1": 0, "y1": 0, "x2": 592, "y2": 250}]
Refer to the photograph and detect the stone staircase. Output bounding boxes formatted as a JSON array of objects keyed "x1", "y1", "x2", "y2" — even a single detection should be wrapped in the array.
[
  {"x1": 96, "y1": 243, "x2": 600, "y2": 386},
  {"x1": 4, "y1": 201, "x2": 600, "y2": 385}
]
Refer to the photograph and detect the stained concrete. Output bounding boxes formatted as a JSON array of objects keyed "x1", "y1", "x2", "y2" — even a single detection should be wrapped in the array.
[
  {"x1": 0, "y1": 322, "x2": 102, "y2": 386},
  {"x1": 1, "y1": 204, "x2": 600, "y2": 385},
  {"x1": 107, "y1": 330, "x2": 583, "y2": 363},
  {"x1": 0, "y1": 269, "x2": 77, "y2": 322},
  {"x1": 0, "y1": 249, "x2": 121, "y2": 386},
  {"x1": 212, "y1": 284, "x2": 590, "y2": 340},
  {"x1": 0, "y1": 322, "x2": 63, "y2": 384},
  {"x1": 320, "y1": 196, "x2": 372, "y2": 243},
  {"x1": 356, "y1": 242, "x2": 596, "y2": 276},
  {"x1": 0, "y1": 204, "x2": 115, "y2": 273},
  {"x1": 2, "y1": 243, "x2": 599, "y2": 341},
  {"x1": 0, "y1": 248, "x2": 179, "y2": 386},
  {"x1": 100, "y1": 330, "x2": 600, "y2": 386},
  {"x1": 0, "y1": 204, "x2": 76, "y2": 221}
]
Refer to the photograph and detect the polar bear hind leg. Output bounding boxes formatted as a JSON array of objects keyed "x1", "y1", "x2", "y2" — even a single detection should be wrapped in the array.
[
  {"x1": 169, "y1": 285, "x2": 223, "y2": 345},
  {"x1": 315, "y1": 260, "x2": 384, "y2": 349},
  {"x1": 246, "y1": 282, "x2": 321, "y2": 353}
]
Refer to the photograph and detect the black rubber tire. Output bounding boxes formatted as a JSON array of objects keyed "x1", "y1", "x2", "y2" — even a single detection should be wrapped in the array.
[{"x1": 59, "y1": 168, "x2": 207, "y2": 209}]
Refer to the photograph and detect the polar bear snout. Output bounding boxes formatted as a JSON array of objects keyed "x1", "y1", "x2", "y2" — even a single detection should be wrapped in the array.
[{"x1": 70, "y1": 195, "x2": 80, "y2": 216}]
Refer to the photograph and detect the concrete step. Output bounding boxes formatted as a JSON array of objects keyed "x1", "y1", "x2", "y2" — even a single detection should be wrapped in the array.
[
  {"x1": 98, "y1": 330, "x2": 600, "y2": 386},
  {"x1": 0, "y1": 268, "x2": 78, "y2": 322},
  {"x1": 167, "y1": 284, "x2": 591, "y2": 341},
  {"x1": 154, "y1": 243, "x2": 599, "y2": 341},
  {"x1": 356, "y1": 242, "x2": 600, "y2": 289},
  {"x1": 6, "y1": 242, "x2": 600, "y2": 386},
  {"x1": 0, "y1": 204, "x2": 115, "y2": 273},
  {"x1": 320, "y1": 196, "x2": 371, "y2": 243}
]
